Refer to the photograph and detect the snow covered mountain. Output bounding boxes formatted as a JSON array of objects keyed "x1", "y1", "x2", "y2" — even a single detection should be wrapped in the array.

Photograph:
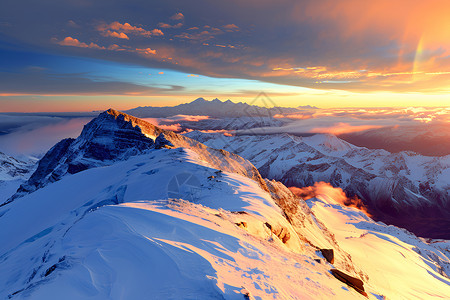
[
  {"x1": 185, "y1": 131, "x2": 450, "y2": 239},
  {"x1": 6, "y1": 109, "x2": 264, "y2": 204},
  {"x1": 1, "y1": 109, "x2": 449, "y2": 299},
  {"x1": 125, "y1": 98, "x2": 313, "y2": 118},
  {"x1": 0, "y1": 152, "x2": 36, "y2": 203}
]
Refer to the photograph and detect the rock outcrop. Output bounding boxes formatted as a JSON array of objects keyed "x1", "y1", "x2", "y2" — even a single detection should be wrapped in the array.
[{"x1": 330, "y1": 269, "x2": 367, "y2": 297}]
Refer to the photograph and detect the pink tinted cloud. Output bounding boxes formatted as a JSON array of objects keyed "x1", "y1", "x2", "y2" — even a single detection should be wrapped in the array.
[
  {"x1": 57, "y1": 37, "x2": 105, "y2": 49},
  {"x1": 0, "y1": 118, "x2": 92, "y2": 156},
  {"x1": 223, "y1": 24, "x2": 239, "y2": 32},
  {"x1": 289, "y1": 182, "x2": 371, "y2": 217},
  {"x1": 175, "y1": 31, "x2": 215, "y2": 41},
  {"x1": 97, "y1": 22, "x2": 163, "y2": 37},
  {"x1": 164, "y1": 115, "x2": 210, "y2": 122},
  {"x1": 158, "y1": 22, "x2": 183, "y2": 29},
  {"x1": 101, "y1": 30, "x2": 129, "y2": 39},
  {"x1": 170, "y1": 13, "x2": 184, "y2": 20},
  {"x1": 310, "y1": 122, "x2": 383, "y2": 135},
  {"x1": 135, "y1": 48, "x2": 157, "y2": 55}
]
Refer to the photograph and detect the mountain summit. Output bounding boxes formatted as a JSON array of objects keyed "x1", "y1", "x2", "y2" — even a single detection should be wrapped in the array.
[{"x1": 6, "y1": 109, "x2": 264, "y2": 204}]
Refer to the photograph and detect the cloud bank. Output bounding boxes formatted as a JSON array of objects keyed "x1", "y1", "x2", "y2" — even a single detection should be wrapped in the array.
[{"x1": 2, "y1": 0, "x2": 450, "y2": 94}]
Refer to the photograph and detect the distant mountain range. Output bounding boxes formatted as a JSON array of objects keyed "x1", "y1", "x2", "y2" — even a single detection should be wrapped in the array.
[
  {"x1": 186, "y1": 131, "x2": 450, "y2": 239},
  {"x1": 125, "y1": 97, "x2": 317, "y2": 118},
  {"x1": 0, "y1": 152, "x2": 36, "y2": 203}
]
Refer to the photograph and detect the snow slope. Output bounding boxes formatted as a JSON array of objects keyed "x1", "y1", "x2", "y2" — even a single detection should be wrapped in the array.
[
  {"x1": 186, "y1": 131, "x2": 450, "y2": 239},
  {"x1": 307, "y1": 195, "x2": 450, "y2": 299},
  {"x1": 1, "y1": 110, "x2": 449, "y2": 299},
  {"x1": 0, "y1": 147, "x2": 364, "y2": 300},
  {"x1": 2, "y1": 146, "x2": 449, "y2": 299}
]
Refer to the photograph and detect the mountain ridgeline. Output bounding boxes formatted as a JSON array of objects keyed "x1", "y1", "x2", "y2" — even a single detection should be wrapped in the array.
[
  {"x1": 186, "y1": 131, "x2": 450, "y2": 239},
  {"x1": 125, "y1": 97, "x2": 316, "y2": 118},
  {"x1": 5, "y1": 109, "x2": 267, "y2": 204}
]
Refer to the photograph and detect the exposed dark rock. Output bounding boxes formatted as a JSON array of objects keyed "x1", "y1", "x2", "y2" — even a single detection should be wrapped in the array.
[
  {"x1": 235, "y1": 221, "x2": 247, "y2": 228},
  {"x1": 44, "y1": 264, "x2": 57, "y2": 277},
  {"x1": 232, "y1": 211, "x2": 250, "y2": 215},
  {"x1": 330, "y1": 269, "x2": 367, "y2": 297},
  {"x1": 320, "y1": 249, "x2": 334, "y2": 264},
  {"x1": 154, "y1": 133, "x2": 174, "y2": 149}
]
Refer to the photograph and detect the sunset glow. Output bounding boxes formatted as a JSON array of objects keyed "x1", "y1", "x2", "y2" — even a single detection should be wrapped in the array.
[{"x1": 0, "y1": 0, "x2": 449, "y2": 111}]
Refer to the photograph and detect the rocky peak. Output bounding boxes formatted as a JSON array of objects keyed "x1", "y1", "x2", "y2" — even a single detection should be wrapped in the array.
[
  {"x1": 155, "y1": 133, "x2": 174, "y2": 149},
  {"x1": 5, "y1": 109, "x2": 268, "y2": 205},
  {"x1": 5, "y1": 109, "x2": 157, "y2": 203}
]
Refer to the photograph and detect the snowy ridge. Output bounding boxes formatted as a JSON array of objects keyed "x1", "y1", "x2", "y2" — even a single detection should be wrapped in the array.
[{"x1": 185, "y1": 131, "x2": 450, "y2": 239}]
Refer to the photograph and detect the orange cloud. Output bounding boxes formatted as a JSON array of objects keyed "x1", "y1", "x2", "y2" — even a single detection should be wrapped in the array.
[
  {"x1": 101, "y1": 30, "x2": 129, "y2": 39},
  {"x1": 170, "y1": 13, "x2": 184, "y2": 20},
  {"x1": 175, "y1": 31, "x2": 215, "y2": 41},
  {"x1": 296, "y1": 1, "x2": 450, "y2": 76},
  {"x1": 223, "y1": 24, "x2": 239, "y2": 32},
  {"x1": 57, "y1": 37, "x2": 105, "y2": 49},
  {"x1": 97, "y1": 22, "x2": 163, "y2": 37},
  {"x1": 158, "y1": 22, "x2": 183, "y2": 29},
  {"x1": 107, "y1": 44, "x2": 125, "y2": 51},
  {"x1": 289, "y1": 182, "x2": 371, "y2": 217},
  {"x1": 135, "y1": 48, "x2": 157, "y2": 55}
]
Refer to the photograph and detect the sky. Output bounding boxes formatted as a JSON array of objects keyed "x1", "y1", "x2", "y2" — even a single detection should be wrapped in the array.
[{"x1": 1, "y1": 0, "x2": 450, "y2": 111}]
